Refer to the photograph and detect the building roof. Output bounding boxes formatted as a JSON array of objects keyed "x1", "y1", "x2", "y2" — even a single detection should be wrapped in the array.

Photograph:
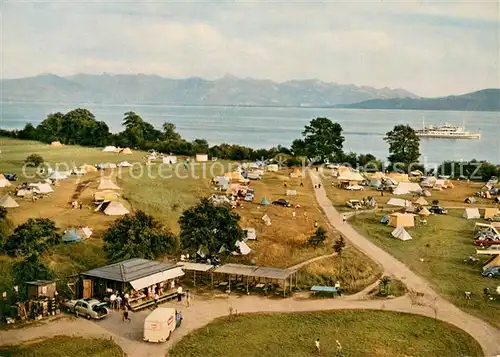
[
  {"x1": 213, "y1": 263, "x2": 295, "y2": 280},
  {"x1": 177, "y1": 262, "x2": 214, "y2": 272},
  {"x1": 26, "y1": 280, "x2": 57, "y2": 286},
  {"x1": 82, "y1": 258, "x2": 177, "y2": 282}
]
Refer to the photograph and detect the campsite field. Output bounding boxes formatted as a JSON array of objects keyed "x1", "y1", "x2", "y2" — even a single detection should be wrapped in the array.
[
  {"x1": 324, "y1": 174, "x2": 493, "y2": 212},
  {"x1": 351, "y1": 210, "x2": 500, "y2": 328},
  {"x1": 169, "y1": 310, "x2": 483, "y2": 357},
  {"x1": 0, "y1": 336, "x2": 123, "y2": 357}
]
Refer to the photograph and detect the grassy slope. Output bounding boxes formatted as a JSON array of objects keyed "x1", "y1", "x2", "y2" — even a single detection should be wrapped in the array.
[
  {"x1": 0, "y1": 336, "x2": 123, "y2": 357},
  {"x1": 169, "y1": 310, "x2": 483, "y2": 357},
  {"x1": 351, "y1": 210, "x2": 500, "y2": 328}
]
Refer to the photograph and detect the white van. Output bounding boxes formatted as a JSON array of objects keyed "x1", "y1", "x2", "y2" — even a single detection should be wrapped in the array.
[{"x1": 143, "y1": 308, "x2": 182, "y2": 342}]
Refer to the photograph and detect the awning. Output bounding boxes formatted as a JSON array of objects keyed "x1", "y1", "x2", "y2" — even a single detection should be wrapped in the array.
[{"x1": 129, "y1": 267, "x2": 185, "y2": 290}]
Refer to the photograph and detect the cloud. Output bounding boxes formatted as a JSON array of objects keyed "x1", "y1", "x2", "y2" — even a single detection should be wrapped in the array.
[{"x1": 1, "y1": 1, "x2": 498, "y2": 96}]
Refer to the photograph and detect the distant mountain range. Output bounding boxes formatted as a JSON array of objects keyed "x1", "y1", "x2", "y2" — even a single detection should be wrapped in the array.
[
  {"x1": 336, "y1": 88, "x2": 500, "y2": 111},
  {"x1": 0, "y1": 73, "x2": 418, "y2": 107}
]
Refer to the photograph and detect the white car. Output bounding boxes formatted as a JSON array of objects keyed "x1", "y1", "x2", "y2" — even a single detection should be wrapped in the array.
[{"x1": 345, "y1": 185, "x2": 364, "y2": 191}]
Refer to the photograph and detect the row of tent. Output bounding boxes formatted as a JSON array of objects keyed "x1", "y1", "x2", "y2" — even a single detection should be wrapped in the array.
[
  {"x1": 102, "y1": 146, "x2": 133, "y2": 154},
  {"x1": 463, "y1": 207, "x2": 500, "y2": 220}
]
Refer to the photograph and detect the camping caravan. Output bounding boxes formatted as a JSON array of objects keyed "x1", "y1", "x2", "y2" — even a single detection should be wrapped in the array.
[
  {"x1": 102, "y1": 146, "x2": 117, "y2": 152},
  {"x1": 195, "y1": 154, "x2": 208, "y2": 162},
  {"x1": 388, "y1": 213, "x2": 415, "y2": 228},
  {"x1": 391, "y1": 227, "x2": 412, "y2": 241},
  {"x1": 163, "y1": 156, "x2": 177, "y2": 164},
  {"x1": 143, "y1": 308, "x2": 182, "y2": 343},
  {"x1": 463, "y1": 208, "x2": 480, "y2": 220},
  {"x1": 0, "y1": 195, "x2": 19, "y2": 208},
  {"x1": 50, "y1": 141, "x2": 63, "y2": 147}
]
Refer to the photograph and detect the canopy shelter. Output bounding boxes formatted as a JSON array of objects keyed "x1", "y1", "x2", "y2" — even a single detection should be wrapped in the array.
[
  {"x1": 81, "y1": 258, "x2": 185, "y2": 305},
  {"x1": 213, "y1": 263, "x2": 297, "y2": 296},
  {"x1": 177, "y1": 262, "x2": 214, "y2": 287},
  {"x1": 473, "y1": 223, "x2": 500, "y2": 238}
]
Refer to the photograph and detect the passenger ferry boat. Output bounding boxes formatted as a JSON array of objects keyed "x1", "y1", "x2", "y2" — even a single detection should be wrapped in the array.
[{"x1": 415, "y1": 121, "x2": 481, "y2": 139}]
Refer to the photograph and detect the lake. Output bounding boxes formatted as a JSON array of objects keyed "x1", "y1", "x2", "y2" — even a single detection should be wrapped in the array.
[{"x1": 1, "y1": 102, "x2": 499, "y2": 165}]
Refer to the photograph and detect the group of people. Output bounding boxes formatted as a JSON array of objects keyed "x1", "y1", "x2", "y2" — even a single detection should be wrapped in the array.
[
  {"x1": 315, "y1": 338, "x2": 343, "y2": 356},
  {"x1": 108, "y1": 291, "x2": 131, "y2": 322}
]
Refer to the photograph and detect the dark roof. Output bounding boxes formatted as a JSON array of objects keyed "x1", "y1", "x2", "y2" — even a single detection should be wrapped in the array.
[{"x1": 82, "y1": 258, "x2": 176, "y2": 282}]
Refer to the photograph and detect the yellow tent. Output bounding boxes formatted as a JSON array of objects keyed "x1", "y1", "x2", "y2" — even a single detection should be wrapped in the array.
[
  {"x1": 418, "y1": 207, "x2": 431, "y2": 217},
  {"x1": 50, "y1": 141, "x2": 63, "y2": 147},
  {"x1": 484, "y1": 208, "x2": 499, "y2": 219},
  {"x1": 290, "y1": 168, "x2": 302, "y2": 178},
  {"x1": 387, "y1": 173, "x2": 409, "y2": 182},
  {"x1": 388, "y1": 212, "x2": 415, "y2": 228},
  {"x1": 120, "y1": 148, "x2": 133, "y2": 154},
  {"x1": 94, "y1": 190, "x2": 120, "y2": 202},
  {"x1": 80, "y1": 164, "x2": 98, "y2": 173}
]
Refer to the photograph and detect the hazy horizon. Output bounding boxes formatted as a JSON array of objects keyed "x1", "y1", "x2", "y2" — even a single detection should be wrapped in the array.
[{"x1": 2, "y1": 1, "x2": 499, "y2": 97}]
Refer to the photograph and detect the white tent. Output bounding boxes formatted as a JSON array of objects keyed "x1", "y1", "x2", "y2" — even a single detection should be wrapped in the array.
[
  {"x1": 102, "y1": 146, "x2": 117, "y2": 152},
  {"x1": 195, "y1": 154, "x2": 208, "y2": 162},
  {"x1": 48, "y1": 171, "x2": 68, "y2": 180},
  {"x1": 118, "y1": 161, "x2": 133, "y2": 167},
  {"x1": 163, "y1": 156, "x2": 177, "y2": 164},
  {"x1": 0, "y1": 195, "x2": 19, "y2": 208},
  {"x1": 244, "y1": 228, "x2": 256, "y2": 241},
  {"x1": 391, "y1": 227, "x2": 412, "y2": 241},
  {"x1": 434, "y1": 179, "x2": 446, "y2": 188},
  {"x1": 97, "y1": 178, "x2": 121, "y2": 190},
  {"x1": 233, "y1": 240, "x2": 252, "y2": 255},
  {"x1": 0, "y1": 179, "x2": 11, "y2": 188},
  {"x1": 103, "y1": 201, "x2": 129, "y2": 216},
  {"x1": 463, "y1": 208, "x2": 480, "y2": 220},
  {"x1": 29, "y1": 182, "x2": 54, "y2": 193},
  {"x1": 393, "y1": 182, "x2": 422, "y2": 195},
  {"x1": 262, "y1": 214, "x2": 272, "y2": 226},
  {"x1": 387, "y1": 198, "x2": 412, "y2": 208}
]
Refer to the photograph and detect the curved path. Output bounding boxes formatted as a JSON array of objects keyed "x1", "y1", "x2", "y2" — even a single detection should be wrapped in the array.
[{"x1": 310, "y1": 171, "x2": 500, "y2": 356}]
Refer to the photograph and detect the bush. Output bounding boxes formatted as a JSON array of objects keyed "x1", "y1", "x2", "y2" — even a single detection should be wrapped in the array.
[
  {"x1": 309, "y1": 227, "x2": 327, "y2": 247},
  {"x1": 333, "y1": 235, "x2": 346, "y2": 254},
  {"x1": 25, "y1": 153, "x2": 44, "y2": 167}
]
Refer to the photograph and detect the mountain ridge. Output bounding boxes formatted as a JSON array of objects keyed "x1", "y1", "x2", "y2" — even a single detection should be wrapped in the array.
[{"x1": 0, "y1": 73, "x2": 418, "y2": 107}]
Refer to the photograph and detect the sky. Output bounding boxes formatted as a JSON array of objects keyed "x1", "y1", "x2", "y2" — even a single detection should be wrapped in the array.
[{"x1": 1, "y1": 0, "x2": 499, "y2": 97}]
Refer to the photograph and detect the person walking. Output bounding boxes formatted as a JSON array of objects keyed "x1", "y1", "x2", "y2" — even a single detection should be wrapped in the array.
[
  {"x1": 186, "y1": 290, "x2": 191, "y2": 307},
  {"x1": 109, "y1": 292, "x2": 117, "y2": 310},
  {"x1": 154, "y1": 292, "x2": 159, "y2": 309},
  {"x1": 336, "y1": 340, "x2": 343, "y2": 356},
  {"x1": 342, "y1": 215, "x2": 347, "y2": 223},
  {"x1": 315, "y1": 338, "x2": 321, "y2": 355},
  {"x1": 116, "y1": 294, "x2": 122, "y2": 311},
  {"x1": 122, "y1": 305, "x2": 131, "y2": 322},
  {"x1": 123, "y1": 292, "x2": 129, "y2": 309},
  {"x1": 177, "y1": 285, "x2": 183, "y2": 302}
]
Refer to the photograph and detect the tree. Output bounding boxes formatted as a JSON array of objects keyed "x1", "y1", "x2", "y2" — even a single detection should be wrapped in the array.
[
  {"x1": 384, "y1": 125, "x2": 420, "y2": 171},
  {"x1": 191, "y1": 139, "x2": 209, "y2": 155},
  {"x1": 3, "y1": 218, "x2": 60, "y2": 257},
  {"x1": 18, "y1": 123, "x2": 37, "y2": 140},
  {"x1": 12, "y1": 254, "x2": 56, "y2": 299},
  {"x1": 291, "y1": 139, "x2": 307, "y2": 157},
  {"x1": 103, "y1": 211, "x2": 178, "y2": 262},
  {"x1": 309, "y1": 227, "x2": 327, "y2": 247},
  {"x1": 333, "y1": 235, "x2": 346, "y2": 254},
  {"x1": 300, "y1": 117, "x2": 345, "y2": 163},
  {"x1": 378, "y1": 275, "x2": 392, "y2": 296},
  {"x1": 162, "y1": 122, "x2": 181, "y2": 141},
  {"x1": 179, "y1": 198, "x2": 245, "y2": 256},
  {"x1": 25, "y1": 153, "x2": 44, "y2": 167},
  {"x1": 36, "y1": 112, "x2": 64, "y2": 143}
]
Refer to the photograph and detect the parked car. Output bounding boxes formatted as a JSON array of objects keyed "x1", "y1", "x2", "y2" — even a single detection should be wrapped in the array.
[
  {"x1": 3, "y1": 173, "x2": 17, "y2": 181},
  {"x1": 482, "y1": 266, "x2": 500, "y2": 278},
  {"x1": 429, "y1": 206, "x2": 448, "y2": 214},
  {"x1": 474, "y1": 238, "x2": 500, "y2": 247},
  {"x1": 244, "y1": 193, "x2": 254, "y2": 201},
  {"x1": 63, "y1": 298, "x2": 109, "y2": 319},
  {"x1": 272, "y1": 199, "x2": 291, "y2": 207},
  {"x1": 345, "y1": 185, "x2": 364, "y2": 191},
  {"x1": 345, "y1": 199, "x2": 362, "y2": 209}
]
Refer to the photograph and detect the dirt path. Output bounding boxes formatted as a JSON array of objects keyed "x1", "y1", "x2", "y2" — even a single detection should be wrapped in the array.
[
  {"x1": 287, "y1": 252, "x2": 337, "y2": 270},
  {"x1": 309, "y1": 171, "x2": 500, "y2": 356}
]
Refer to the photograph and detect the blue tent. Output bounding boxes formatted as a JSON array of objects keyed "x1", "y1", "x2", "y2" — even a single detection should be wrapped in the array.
[
  {"x1": 62, "y1": 228, "x2": 82, "y2": 243},
  {"x1": 260, "y1": 197, "x2": 270, "y2": 205}
]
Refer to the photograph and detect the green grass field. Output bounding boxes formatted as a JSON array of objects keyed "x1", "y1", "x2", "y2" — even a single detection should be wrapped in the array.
[
  {"x1": 0, "y1": 336, "x2": 123, "y2": 357},
  {"x1": 168, "y1": 310, "x2": 483, "y2": 357},
  {"x1": 351, "y1": 210, "x2": 500, "y2": 328}
]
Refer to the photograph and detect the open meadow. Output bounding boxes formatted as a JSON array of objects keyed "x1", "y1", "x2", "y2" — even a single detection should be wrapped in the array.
[
  {"x1": 0, "y1": 336, "x2": 123, "y2": 357},
  {"x1": 169, "y1": 310, "x2": 483, "y2": 357},
  {"x1": 0, "y1": 138, "x2": 381, "y2": 295},
  {"x1": 351, "y1": 209, "x2": 500, "y2": 328}
]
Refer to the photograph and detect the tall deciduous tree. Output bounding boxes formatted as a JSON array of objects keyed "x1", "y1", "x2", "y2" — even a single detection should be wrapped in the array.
[
  {"x1": 103, "y1": 211, "x2": 178, "y2": 263},
  {"x1": 384, "y1": 125, "x2": 420, "y2": 171},
  {"x1": 162, "y1": 123, "x2": 181, "y2": 141},
  {"x1": 179, "y1": 198, "x2": 245, "y2": 256},
  {"x1": 3, "y1": 218, "x2": 60, "y2": 257},
  {"x1": 300, "y1": 117, "x2": 345, "y2": 163}
]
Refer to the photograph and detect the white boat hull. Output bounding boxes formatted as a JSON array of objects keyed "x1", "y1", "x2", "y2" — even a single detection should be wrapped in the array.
[{"x1": 417, "y1": 133, "x2": 481, "y2": 139}]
